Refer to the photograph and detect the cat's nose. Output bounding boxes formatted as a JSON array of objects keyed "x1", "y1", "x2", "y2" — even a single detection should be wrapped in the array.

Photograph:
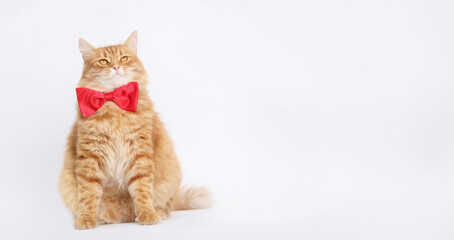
[{"x1": 113, "y1": 66, "x2": 120, "y2": 72}]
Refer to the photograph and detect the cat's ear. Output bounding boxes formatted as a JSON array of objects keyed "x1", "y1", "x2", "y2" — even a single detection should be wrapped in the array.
[
  {"x1": 124, "y1": 31, "x2": 138, "y2": 54},
  {"x1": 79, "y1": 38, "x2": 95, "y2": 61}
]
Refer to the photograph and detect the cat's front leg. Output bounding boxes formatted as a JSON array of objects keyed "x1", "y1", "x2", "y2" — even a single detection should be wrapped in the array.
[
  {"x1": 74, "y1": 153, "x2": 104, "y2": 229},
  {"x1": 127, "y1": 153, "x2": 161, "y2": 225}
]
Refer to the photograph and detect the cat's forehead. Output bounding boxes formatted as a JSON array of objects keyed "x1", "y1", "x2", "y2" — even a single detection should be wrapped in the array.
[{"x1": 96, "y1": 45, "x2": 128, "y2": 57}]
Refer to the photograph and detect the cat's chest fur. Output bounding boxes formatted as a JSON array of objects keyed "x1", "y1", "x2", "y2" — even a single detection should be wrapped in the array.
[
  {"x1": 83, "y1": 101, "x2": 150, "y2": 188},
  {"x1": 103, "y1": 131, "x2": 132, "y2": 188}
]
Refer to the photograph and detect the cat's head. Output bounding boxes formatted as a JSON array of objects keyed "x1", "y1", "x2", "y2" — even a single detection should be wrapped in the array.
[{"x1": 77, "y1": 31, "x2": 147, "y2": 91}]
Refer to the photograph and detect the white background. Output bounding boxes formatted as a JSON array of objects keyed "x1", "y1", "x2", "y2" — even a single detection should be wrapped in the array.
[{"x1": 0, "y1": 0, "x2": 453, "y2": 239}]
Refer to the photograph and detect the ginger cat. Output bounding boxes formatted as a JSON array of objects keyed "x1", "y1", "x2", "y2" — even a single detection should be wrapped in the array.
[{"x1": 58, "y1": 31, "x2": 211, "y2": 230}]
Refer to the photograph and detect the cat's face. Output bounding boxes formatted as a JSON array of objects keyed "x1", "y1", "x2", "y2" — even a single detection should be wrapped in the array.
[{"x1": 78, "y1": 31, "x2": 146, "y2": 91}]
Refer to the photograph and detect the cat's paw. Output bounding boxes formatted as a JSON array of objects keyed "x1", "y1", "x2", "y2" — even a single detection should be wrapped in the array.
[
  {"x1": 74, "y1": 216, "x2": 97, "y2": 230},
  {"x1": 136, "y1": 210, "x2": 162, "y2": 225},
  {"x1": 155, "y1": 207, "x2": 169, "y2": 220},
  {"x1": 98, "y1": 209, "x2": 120, "y2": 225}
]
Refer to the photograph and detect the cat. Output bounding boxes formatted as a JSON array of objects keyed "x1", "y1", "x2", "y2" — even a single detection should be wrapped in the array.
[{"x1": 58, "y1": 31, "x2": 211, "y2": 229}]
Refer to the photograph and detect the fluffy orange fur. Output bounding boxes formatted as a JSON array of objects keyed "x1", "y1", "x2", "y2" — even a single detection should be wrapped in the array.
[{"x1": 58, "y1": 32, "x2": 211, "y2": 230}]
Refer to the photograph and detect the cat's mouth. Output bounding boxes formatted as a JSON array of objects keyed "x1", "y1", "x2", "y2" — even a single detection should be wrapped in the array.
[
  {"x1": 108, "y1": 71, "x2": 127, "y2": 80},
  {"x1": 114, "y1": 72, "x2": 123, "y2": 77}
]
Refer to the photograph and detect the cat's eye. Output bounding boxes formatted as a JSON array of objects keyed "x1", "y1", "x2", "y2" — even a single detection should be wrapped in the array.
[
  {"x1": 120, "y1": 56, "x2": 128, "y2": 62},
  {"x1": 99, "y1": 59, "x2": 108, "y2": 65}
]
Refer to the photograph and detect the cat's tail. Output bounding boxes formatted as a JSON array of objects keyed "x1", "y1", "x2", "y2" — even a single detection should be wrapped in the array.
[{"x1": 170, "y1": 185, "x2": 213, "y2": 210}]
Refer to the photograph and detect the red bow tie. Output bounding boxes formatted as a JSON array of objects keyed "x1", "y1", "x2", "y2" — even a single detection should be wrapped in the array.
[{"x1": 76, "y1": 82, "x2": 139, "y2": 118}]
